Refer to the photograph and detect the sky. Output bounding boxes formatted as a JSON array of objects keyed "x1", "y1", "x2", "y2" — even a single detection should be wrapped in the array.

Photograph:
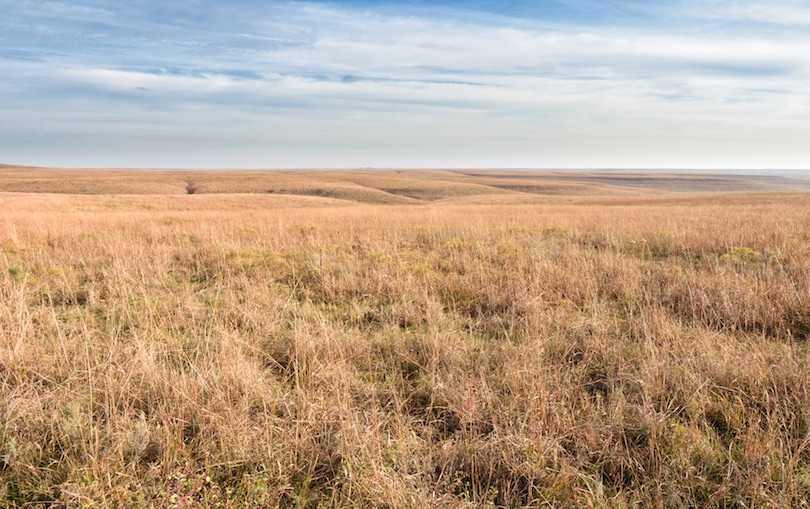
[{"x1": 1, "y1": 0, "x2": 809, "y2": 169}]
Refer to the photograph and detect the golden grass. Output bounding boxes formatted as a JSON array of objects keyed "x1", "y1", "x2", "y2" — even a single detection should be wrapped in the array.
[
  {"x1": 1, "y1": 177, "x2": 810, "y2": 507},
  {"x1": 3, "y1": 166, "x2": 809, "y2": 198}
]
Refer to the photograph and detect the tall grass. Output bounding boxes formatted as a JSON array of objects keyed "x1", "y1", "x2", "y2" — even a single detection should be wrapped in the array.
[{"x1": 1, "y1": 193, "x2": 809, "y2": 507}]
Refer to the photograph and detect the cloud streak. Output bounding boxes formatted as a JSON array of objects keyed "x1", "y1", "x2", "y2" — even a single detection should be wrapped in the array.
[{"x1": 1, "y1": 0, "x2": 809, "y2": 168}]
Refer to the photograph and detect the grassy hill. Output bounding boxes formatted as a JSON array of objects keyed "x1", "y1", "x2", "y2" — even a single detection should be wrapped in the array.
[{"x1": 2, "y1": 166, "x2": 809, "y2": 199}]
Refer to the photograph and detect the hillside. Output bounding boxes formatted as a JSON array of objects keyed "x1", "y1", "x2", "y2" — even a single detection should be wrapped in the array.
[{"x1": 2, "y1": 166, "x2": 809, "y2": 200}]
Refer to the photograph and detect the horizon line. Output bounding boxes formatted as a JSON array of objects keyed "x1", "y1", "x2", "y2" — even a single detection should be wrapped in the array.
[{"x1": 2, "y1": 163, "x2": 810, "y2": 175}]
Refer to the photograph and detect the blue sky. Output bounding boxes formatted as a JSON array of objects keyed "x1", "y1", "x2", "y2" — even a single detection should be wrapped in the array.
[{"x1": 1, "y1": 0, "x2": 809, "y2": 169}]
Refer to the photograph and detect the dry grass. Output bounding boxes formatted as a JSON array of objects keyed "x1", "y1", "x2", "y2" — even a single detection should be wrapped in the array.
[
  {"x1": 1, "y1": 173, "x2": 810, "y2": 507},
  {"x1": 3, "y1": 166, "x2": 810, "y2": 198}
]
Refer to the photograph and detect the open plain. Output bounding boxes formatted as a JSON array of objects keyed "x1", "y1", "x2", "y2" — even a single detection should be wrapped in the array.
[{"x1": 1, "y1": 167, "x2": 809, "y2": 507}]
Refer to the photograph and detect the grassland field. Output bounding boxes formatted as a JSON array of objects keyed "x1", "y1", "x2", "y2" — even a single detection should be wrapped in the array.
[{"x1": 1, "y1": 166, "x2": 810, "y2": 507}]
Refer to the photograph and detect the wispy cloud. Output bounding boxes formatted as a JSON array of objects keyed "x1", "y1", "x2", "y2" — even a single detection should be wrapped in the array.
[
  {"x1": 680, "y1": 0, "x2": 810, "y2": 27},
  {"x1": 1, "y1": 0, "x2": 808, "y2": 168}
]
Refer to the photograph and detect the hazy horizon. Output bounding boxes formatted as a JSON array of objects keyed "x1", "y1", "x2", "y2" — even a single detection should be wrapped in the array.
[
  {"x1": 2, "y1": 0, "x2": 810, "y2": 170},
  {"x1": 2, "y1": 163, "x2": 809, "y2": 180}
]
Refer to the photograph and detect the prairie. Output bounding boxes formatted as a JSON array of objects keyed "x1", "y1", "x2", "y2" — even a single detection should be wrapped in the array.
[{"x1": 1, "y1": 168, "x2": 809, "y2": 507}]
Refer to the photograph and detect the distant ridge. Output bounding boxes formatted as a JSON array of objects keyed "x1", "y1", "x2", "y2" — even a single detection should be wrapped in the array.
[
  {"x1": 0, "y1": 163, "x2": 43, "y2": 169},
  {"x1": 2, "y1": 164, "x2": 808, "y2": 178},
  {"x1": 1, "y1": 167, "x2": 809, "y2": 198}
]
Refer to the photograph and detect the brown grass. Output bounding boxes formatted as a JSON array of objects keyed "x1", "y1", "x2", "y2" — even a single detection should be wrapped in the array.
[
  {"x1": 1, "y1": 171, "x2": 810, "y2": 507},
  {"x1": 2, "y1": 166, "x2": 809, "y2": 197}
]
